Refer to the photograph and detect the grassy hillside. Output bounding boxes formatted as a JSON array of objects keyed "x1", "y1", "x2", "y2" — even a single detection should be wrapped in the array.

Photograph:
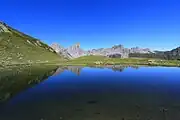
[
  {"x1": 65, "y1": 55, "x2": 180, "y2": 67},
  {"x1": 0, "y1": 22, "x2": 65, "y2": 66}
]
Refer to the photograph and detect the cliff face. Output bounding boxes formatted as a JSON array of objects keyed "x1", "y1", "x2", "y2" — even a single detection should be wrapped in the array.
[
  {"x1": 51, "y1": 43, "x2": 72, "y2": 59},
  {"x1": 130, "y1": 47, "x2": 151, "y2": 53},
  {"x1": 87, "y1": 45, "x2": 150, "y2": 58},
  {"x1": 66, "y1": 43, "x2": 87, "y2": 58},
  {"x1": 87, "y1": 45, "x2": 130, "y2": 58},
  {"x1": 51, "y1": 43, "x2": 152, "y2": 59}
]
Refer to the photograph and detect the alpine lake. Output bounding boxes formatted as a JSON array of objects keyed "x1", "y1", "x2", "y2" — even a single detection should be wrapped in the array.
[{"x1": 0, "y1": 65, "x2": 180, "y2": 120}]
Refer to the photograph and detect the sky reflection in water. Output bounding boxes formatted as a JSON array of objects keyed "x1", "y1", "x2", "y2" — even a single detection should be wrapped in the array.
[{"x1": 1, "y1": 66, "x2": 180, "y2": 120}]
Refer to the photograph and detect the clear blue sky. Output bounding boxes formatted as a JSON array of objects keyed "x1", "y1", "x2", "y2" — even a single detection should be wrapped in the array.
[{"x1": 1, "y1": 0, "x2": 180, "y2": 50}]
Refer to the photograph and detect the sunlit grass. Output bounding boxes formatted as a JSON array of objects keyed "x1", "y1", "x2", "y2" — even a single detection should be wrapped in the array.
[{"x1": 65, "y1": 55, "x2": 180, "y2": 67}]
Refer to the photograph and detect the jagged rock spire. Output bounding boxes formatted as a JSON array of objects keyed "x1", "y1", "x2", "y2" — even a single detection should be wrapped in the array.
[{"x1": 51, "y1": 43, "x2": 152, "y2": 59}]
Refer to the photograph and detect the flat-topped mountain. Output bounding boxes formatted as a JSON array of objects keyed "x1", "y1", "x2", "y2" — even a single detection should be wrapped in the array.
[{"x1": 0, "y1": 22, "x2": 64, "y2": 65}]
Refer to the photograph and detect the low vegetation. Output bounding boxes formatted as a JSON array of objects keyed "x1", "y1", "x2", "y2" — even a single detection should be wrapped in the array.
[
  {"x1": 65, "y1": 55, "x2": 180, "y2": 67},
  {"x1": 0, "y1": 23, "x2": 66, "y2": 66}
]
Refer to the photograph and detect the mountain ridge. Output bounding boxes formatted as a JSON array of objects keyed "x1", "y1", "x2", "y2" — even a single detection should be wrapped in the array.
[
  {"x1": 0, "y1": 22, "x2": 64, "y2": 65},
  {"x1": 51, "y1": 42, "x2": 180, "y2": 60},
  {"x1": 51, "y1": 43, "x2": 152, "y2": 59}
]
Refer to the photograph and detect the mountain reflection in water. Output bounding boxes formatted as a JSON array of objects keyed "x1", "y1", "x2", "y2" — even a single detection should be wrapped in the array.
[
  {"x1": 0, "y1": 65, "x2": 132, "y2": 102},
  {"x1": 0, "y1": 65, "x2": 58, "y2": 102},
  {"x1": 1, "y1": 66, "x2": 180, "y2": 120},
  {"x1": 53, "y1": 65, "x2": 139, "y2": 76}
]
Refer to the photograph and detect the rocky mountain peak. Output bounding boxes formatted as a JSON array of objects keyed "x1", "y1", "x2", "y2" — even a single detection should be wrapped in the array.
[
  {"x1": 50, "y1": 43, "x2": 73, "y2": 59},
  {"x1": 112, "y1": 44, "x2": 124, "y2": 49},
  {"x1": 51, "y1": 43, "x2": 64, "y2": 53},
  {"x1": 69, "y1": 43, "x2": 81, "y2": 50},
  {"x1": 130, "y1": 47, "x2": 151, "y2": 53},
  {"x1": 76, "y1": 43, "x2": 80, "y2": 48},
  {"x1": 51, "y1": 43, "x2": 152, "y2": 59},
  {"x1": 67, "y1": 43, "x2": 86, "y2": 58},
  {"x1": 0, "y1": 21, "x2": 7, "y2": 25}
]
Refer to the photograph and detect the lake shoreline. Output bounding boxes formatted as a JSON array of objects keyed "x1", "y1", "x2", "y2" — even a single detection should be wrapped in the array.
[
  {"x1": 61, "y1": 63, "x2": 180, "y2": 68},
  {"x1": 1, "y1": 63, "x2": 180, "y2": 69},
  {"x1": 1, "y1": 58, "x2": 180, "y2": 69},
  {"x1": 64, "y1": 56, "x2": 180, "y2": 67}
]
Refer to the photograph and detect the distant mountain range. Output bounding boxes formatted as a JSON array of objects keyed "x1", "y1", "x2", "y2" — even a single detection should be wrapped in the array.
[
  {"x1": 0, "y1": 22, "x2": 64, "y2": 65},
  {"x1": 162, "y1": 47, "x2": 180, "y2": 60},
  {"x1": 51, "y1": 43, "x2": 180, "y2": 60},
  {"x1": 51, "y1": 43, "x2": 152, "y2": 59},
  {"x1": 1, "y1": 21, "x2": 180, "y2": 65},
  {"x1": 129, "y1": 47, "x2": 180, "y2": 60}
]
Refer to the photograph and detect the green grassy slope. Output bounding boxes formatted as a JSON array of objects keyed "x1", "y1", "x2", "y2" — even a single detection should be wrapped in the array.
[
  {"x1": 0, "y1": 22, "x2": 65, "y2": 65},
  {"x1": 65, "y1": 55, "x2": 180, "y2": 67}
]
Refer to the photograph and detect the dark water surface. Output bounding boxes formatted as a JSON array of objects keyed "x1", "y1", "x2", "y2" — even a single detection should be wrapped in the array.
[{"x1": 1, "y1": 66, "x2": 180, "y2": 120}]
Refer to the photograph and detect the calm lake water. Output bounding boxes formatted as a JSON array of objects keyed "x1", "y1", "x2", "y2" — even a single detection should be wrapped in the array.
[{"x1": 1, "y1": 66, "x2": 180, "y2": 120}]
